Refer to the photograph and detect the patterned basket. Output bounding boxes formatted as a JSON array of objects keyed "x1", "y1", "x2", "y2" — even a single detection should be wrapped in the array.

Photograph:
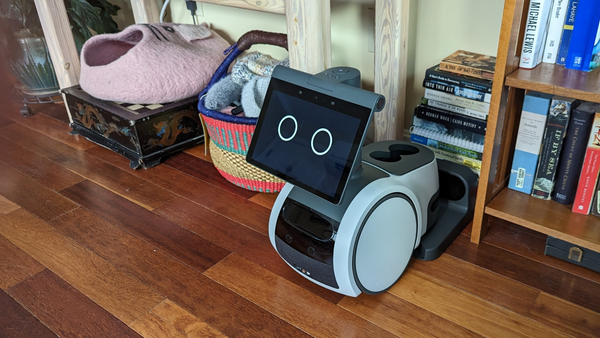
[{"x1": 198, "y1": 31, "x2": 287, "y2": 193}]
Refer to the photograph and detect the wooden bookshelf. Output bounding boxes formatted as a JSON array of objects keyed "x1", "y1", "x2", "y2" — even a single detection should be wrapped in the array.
[{"x1": 471, "y1": 0, "x2": 600, "y2": 251}]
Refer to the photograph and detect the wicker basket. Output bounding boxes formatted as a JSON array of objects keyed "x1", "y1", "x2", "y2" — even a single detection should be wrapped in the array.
[{"x1": 198, "y1": 31, "x2": 287, "y2": 193}]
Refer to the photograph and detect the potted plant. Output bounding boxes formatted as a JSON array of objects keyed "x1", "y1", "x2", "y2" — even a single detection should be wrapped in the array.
[{"x1": 0, "y1": 0, "x2": 121, "y2": 95}]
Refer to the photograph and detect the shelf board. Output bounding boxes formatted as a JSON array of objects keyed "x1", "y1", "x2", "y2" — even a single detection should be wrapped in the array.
[
  {"x1": 485, "y1": 187, "x2": 600, "y2": 252},
  {"x1": 505, "y1": 63, "x2": 600, "y2": 103}
]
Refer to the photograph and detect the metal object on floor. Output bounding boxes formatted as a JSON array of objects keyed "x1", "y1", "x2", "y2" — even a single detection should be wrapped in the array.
[{"x1": 12, "y1": 84, "x2": 63, "y2": 117}]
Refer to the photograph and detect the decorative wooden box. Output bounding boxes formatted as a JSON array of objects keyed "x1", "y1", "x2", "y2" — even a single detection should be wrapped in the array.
[
  {"x1": 62, "y1": 86, "x2": 204, "y2": 169},
  {"x1": 545, "y1": 236, "x2": 600, "y2": 273}
]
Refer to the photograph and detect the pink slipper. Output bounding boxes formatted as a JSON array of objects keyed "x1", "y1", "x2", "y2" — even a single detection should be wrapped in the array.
[{"x1": 79, "y1": 23, "x2": 230, "y2": 104}]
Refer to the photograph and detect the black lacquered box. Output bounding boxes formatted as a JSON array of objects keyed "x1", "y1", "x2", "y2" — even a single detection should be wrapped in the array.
[
  {"x1": 62, "y1": 85, "x2": 204, "y2": 169},
  {"x1": 545, "y1": 236, "x2": 600, "y2": 273}
]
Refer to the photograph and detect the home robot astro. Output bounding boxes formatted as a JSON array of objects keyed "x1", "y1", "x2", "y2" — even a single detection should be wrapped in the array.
[{"x1": 246, "y1": 66, "x2": 477, "y2": 297}]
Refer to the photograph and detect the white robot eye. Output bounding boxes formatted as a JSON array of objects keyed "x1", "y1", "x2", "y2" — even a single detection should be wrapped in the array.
[
  {"x1": 311, "y1": 128, "x2": 333, "y2": 156},
  {"x1": 278, "y1": 115, "x2": 298, "y2": 141}
]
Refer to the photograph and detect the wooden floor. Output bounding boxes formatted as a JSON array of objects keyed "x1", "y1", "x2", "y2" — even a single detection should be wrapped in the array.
[{"x1": 1, "y1": 77, "x2": 600, "y2": 337}]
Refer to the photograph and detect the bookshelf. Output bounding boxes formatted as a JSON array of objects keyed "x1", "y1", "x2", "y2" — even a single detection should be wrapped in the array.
[{"x1": 471, "y1": 0, "x2": 600, "y2": 253}]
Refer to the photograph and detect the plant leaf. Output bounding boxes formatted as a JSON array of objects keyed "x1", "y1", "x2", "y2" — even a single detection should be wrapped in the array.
[
  {"x1": 88, "y1": 0, "x2": 121, "y2": 16},
  {"x1": 66, "y1": 0, "x2": 104, "y2": 34}
]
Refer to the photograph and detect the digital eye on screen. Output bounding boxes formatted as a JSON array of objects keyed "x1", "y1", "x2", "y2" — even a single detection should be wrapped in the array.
[{"x1": 278, "y1": 114, "x2": 333, "y2": 156}]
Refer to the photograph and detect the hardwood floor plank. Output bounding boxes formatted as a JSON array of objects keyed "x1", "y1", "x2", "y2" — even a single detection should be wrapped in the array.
[
  {"x1": 39, "y1": 103, "x2": 70, "y2": 124},
  {"x1": 338, "y1": 292, "x2": 483, "y2": 338},
  {"x1": 154, "y1": 197, "x2": 344, "y2": 304},
  {"x1": 0, "y1": 289, "x2": 57, "y2": 338},
  {"x1": 85, "y1": 145, "x2": 271, "y2": 234},
  {"x1": 131, "y1": 300, "x2": 226, "y2": 338},
  {"x1": 0, "y1": 162, "x2": 78, "y2": 221},
  {"x1": 409, "y1": 254, "x2": 540, "y2": 315},
  {"x1": 0, "y1": 123, "x2": 176, "y2": 210},
  {"x1": 48, "y1": 207, "x2": 311, "y2": 338},
  {"x1": 0, "y1": 209, "x2": 164, "y2": 324},
  {"x1": 60, "y1": 181, "x2": 231, "y2": 272},
  {"x1": 388, "y1": 270, "x2": 570, "y2": 338},
  {"x1": 205, "y1": 254, "x2": 397, "y2": 338},
  {"x1": 164, "y1": 152, "x2": 258, "y2": 199},
  {"x1": 528, "y1": 292, "x2": 600, "y2": 338},
  {"x1": 447, "y1": 235, "x2": 600, "y2": 313},
  {"x1": 483, "y1": 219, "x2": 600, "y2": 284},
  {"x1": 8, "y1": 269, "x2": 142, "y2": 338},
  {"x1": 249, "y1": 192, "x2": 279, "y2": 209},
  {"x1": 0, "y1": 137, "x2": 85, "y2": 191},
  {"x1": 0, "y1": 194, "x2": 20, "y2": 214},
  {"x1": 183, "y1": 143, "x2": 211, "y2": 162},
  {"x1": 0, "y1": 235, "x2": 45, "y2": 290},
  {"x1": 0, "y1": 115, "x2": 13, "y2": 128}
]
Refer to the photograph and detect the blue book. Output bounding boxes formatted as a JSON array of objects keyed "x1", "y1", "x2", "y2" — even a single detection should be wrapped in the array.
[
  {"x1": 508, "y1": 92, "x2": 553, "y2": 194},
  {"x1": 556, "y1": 0, "x2": 579, "y2": 66},
  {"x1": 565, "y1": 0, "x2": 600, "y2": 71}
]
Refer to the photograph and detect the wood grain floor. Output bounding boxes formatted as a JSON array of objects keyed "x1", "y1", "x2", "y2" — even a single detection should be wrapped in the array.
[{"x1": 1, "y1": 77, "x2": 600, "y2": 337}]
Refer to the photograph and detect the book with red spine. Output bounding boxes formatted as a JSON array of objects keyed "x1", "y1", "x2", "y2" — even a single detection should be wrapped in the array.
[{"x1": 572, "y1": 111, "x2": 600, "y2": 214}]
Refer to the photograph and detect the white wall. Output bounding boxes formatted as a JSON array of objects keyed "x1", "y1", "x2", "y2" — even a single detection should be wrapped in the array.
[{"x1": 165, "y1": 0, "x2": 504, "y2": 136}]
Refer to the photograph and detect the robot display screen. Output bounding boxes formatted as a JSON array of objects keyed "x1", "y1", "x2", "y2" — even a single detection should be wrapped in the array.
[{"x1": 247, "y1": 78, "x2": 371, "y2": 204}]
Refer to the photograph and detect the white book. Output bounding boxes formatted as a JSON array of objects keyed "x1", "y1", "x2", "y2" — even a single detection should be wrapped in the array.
[
  {"x1": 542, "y1": 0, "x2": 569, "y2": 64},
  {"x1": 423, "y1": 98, "x2": 488, "y2": 121},
  {"x1": 423, "y1": 89, "x2": 490, "y2": 114},
  {"x1": 520, "y1": 0, "x2": 554, "y2": 69}
]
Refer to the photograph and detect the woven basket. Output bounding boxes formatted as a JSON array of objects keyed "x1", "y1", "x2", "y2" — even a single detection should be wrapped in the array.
[{"x1": 198, "y1": 31, "x2": 288, "y2": 192}]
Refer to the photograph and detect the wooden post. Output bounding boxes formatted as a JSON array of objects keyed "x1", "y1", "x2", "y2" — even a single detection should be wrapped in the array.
[
  {"x1": 374, "y1": 0, "x2": 409, "y2": 141},
  {"x1": 285, "y1": 0, "x2": 331, "y2": 73},
  {"x1": 131, "y1": 0, "x2": 161, "y2": 24},
  {"x1": 33, "y1": 0, "x2": 80, "y2": 89}
]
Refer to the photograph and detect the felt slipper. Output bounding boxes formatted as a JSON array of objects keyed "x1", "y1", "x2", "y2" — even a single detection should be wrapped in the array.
[{"x1": 79, "y1": 23, "x2": 230, "y2": 104}]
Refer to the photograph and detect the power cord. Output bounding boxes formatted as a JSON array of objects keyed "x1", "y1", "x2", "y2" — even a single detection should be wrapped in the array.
[
  {"x1": 160, "y1": 0, "x2": 170, "y2": 23},
  {"x1": 186, "y1": 0, "x2": 198, "y2": 25}
]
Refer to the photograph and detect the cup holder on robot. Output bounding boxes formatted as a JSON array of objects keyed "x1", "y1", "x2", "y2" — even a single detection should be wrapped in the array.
[{"x1": 369, "y1": 144, "x2": 420, "y2": 162}]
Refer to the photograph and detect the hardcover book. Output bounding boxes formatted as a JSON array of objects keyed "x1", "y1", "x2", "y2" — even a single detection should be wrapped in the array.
[
  {"x1": 564, "y1": 0, "x2": 600, "y2": 72},
  {"x1": 421, "y1": 97, "x2": 488, "y2": 121},
  {"x1": 424, "y1": 65, "x2": 493, "y2": 94},
  {"x1": 552, "y1": 101, "x2": 599, "y2": 204},
  {"x1": 590, "y1": 180, "x2": 600, "y2": 216},
  {"x1": 557, "y1": 0, "x2": 579, "y2": 65},
  {"x1": 439, "y1": 50, "x2": 496, "y2": 81},
  {"x1": 423, "y1": 89, "x2": 490, "y2": 114},
  {"x1": 423, "y1": 79, "x2": 491, "y2": 103},
  {"x1": 412, "y1": 116, "x2": 486, "y2": 144},
  {"x1": 414, "y1": 104, "x2": 487, "y2": 135},
  {"x1": 531, "y1": 97, "x2": 579, "y2": 200},
  {"x1": 542, "y1": 0, "x2": 570, "y2": 64},
  {"x1": 410, "y1": 126, "x2": 484, "y2": 160},
  {"x1": 508, "y1": 91, "x2": 553, "y2": 194},
  {"x1": 519, "y1": 0, "x2": 554, "y2": 69},
  {"x1": 572, "y1": 111, "x2": 600, "y2": 214},
  {"x1": 422, "y1": 145, "x2": 482, "y2": 176}
]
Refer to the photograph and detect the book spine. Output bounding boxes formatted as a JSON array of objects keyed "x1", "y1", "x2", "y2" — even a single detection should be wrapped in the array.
[
  {"x1": 531, "y1": 97, "x2": 576, "y2": 200},
  {"x1": 423, "y1": 89, "x2": 490, "y2": 114},
  {"x1": 423, "y1": 79, "x2": 491, "y2": 103},
  {"x1": 520, "y1": 0, "x2": 554, "y2": 69},
  {"x1": 422, "y1": 145, "x2": 482, "y2": 176},
  {"x1": 424, "y1": 66, "x2": 493, "y2": 93},
  {"x1": 565, "y1": 0, "x2": 600, "y2": 71},
  {"x1": 438, "y1": 62, "x2": 495, "y2": 81},
  {"x1": 422, "y1": 97, "x2": 488, "y2": 121},
  {"x1": 414, "y1": 104, "x2": 487, "y2": 135},
  {"x1": 590, "y1": 178, "x2": 600, "y2": 216},
  {"x1": 410, "y1": 128, "x2": 483, "y2": 160},
  {"x1": 552, "y1": 102, "x2": 598, "y2": 204},
  {"x1": 572, "y1": 113, "x2": 600, "y2": 214},
  {"x1": 508, "y1": 92, "x2": 553, "y2": 194},
  {"x1": 412, "y1": 116, "x2": 486, "y2": 144},
  {"x1": 556, "y1": 0, "x2": 579, "y2": 65},
  {"x1": 542, "y1": 0, "x2": 570, "y2": 64}
]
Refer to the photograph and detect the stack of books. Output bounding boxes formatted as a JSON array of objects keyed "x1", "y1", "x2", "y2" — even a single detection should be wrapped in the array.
[
  {"x1": 508, "y1": 92, "x2": 600, "y2": 216},
  {"x1": 410, "y1": 50, "x2": 495, "y2": 176},
  {"x1": 520, "y1": 0, "x2": 600, "y2": 72}
]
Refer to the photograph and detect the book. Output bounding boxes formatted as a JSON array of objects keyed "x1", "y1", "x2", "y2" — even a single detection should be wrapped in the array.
[
  {"x1": 508, "y1": 91, "x2": 553, "y2": 194},
  {"x1": 422, "y1": 145, "x2": 482, "y2": 176},
  {"x1": 423, "y1": 89, "x2": 490, "y2": 114},
  {"x1": 439, "y1": 50, "x2": 496, "y2": 80},
  {"x1": 410, "y1": 127, "x2": 484, "y2": 160},
  {"x1": 552, "y1": 101, "x2": 600, "y2": 204},
  {"x1": 414, "y1": 104, "x2": 487, "y2": 135},
  {"x1": 542, "y1": 0, "x2": 570, "y2": 64},
  {"x1": 556, "y1": 0, "x2": 579, "y2": 65},
  {"x1": 572, "y1": 111, "x2": 600, "y2": 214},
  {"x1": 519, "y1": 0, "x2": 554, "y2": 69},
  {"x1": 564, "y1": 0, "x2": 600, "y2": 72},
  {"x1": 412, "y1": 116, "x2": 486, "y2": 144},
  {"x1": 531, "y1": 97, "x2": 579, "y2": 200},
  {"x1": 423, "y1": 79, "x2": 491, "y2": 103},
  {"x1": 421, "y1": 97, "x2": 488, "y2": 121},
  {"x1": 589, "y1": 176, "x2": 600, "y2": 216},
  {"x1": 424, "y1": 65, "x2": 493, "y2": 94}
]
